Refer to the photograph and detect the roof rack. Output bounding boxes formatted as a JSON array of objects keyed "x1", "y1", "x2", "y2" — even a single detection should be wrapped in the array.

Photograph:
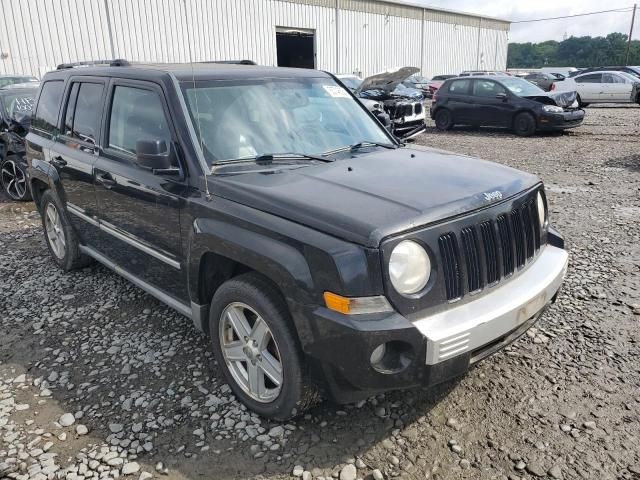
[
  {"x1": 56, "y1": 59, "x2": 130, "y2": 70},
  {"x1": 200, "y1": 60, "x2": 257, "y2": 65}
]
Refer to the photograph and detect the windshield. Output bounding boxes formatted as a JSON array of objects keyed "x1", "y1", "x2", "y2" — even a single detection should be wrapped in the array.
[
  {"x1": 0, "y1": 91, "x2": 36, "y2": 121},
  {"x1": 619, "y1": 71, "x2": 639, "y2": 82},
  {"x1": 181, "y1": 76, "x2": 392, "y2": 166},
  {"x1": 339, "y1": 76, "x2": 363, "y2": 90},
  {"x1": 0, "y1": 77, "x2": 37, "y2": 89},
  {"x1": 500, "y1": 77, "x2": 546, "y2": 96}
]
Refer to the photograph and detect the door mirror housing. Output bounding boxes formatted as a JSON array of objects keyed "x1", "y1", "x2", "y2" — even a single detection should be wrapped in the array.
[
  {"x1": 495, "y1": 92, "x2": 507, "y2": 100},
  {"x1": 136, "y1": 139, "x2": 175, "y2": 172}
]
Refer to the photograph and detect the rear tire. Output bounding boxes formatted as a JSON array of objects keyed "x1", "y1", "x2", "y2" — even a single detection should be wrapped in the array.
[
  {"x1": 40, "y1": 190, "x2": 92, "y2": 271},
  {"x1": 1, "y1": 156, "x2": 31, "y2": 201},
  {"x1": 209, "y1": 272, "x2": 319, "y2": 420},
  {"x1": 577, "y1": 95, "x2": 589, "y2": 108},
  {"x1": 513, "y1": 112, "x2": 536, "y2": 137},
  {"x1": 434, "y1": 109, "x2": 454, "y2": 131}
]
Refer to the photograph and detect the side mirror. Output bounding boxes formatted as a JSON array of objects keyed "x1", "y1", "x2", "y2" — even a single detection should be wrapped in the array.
[
  {"x1": 136, "y1": 139, "x2": 174, "y2": 172},
  {"x1": 495, "y1": 92, "x2": 507, "y2": 100}
]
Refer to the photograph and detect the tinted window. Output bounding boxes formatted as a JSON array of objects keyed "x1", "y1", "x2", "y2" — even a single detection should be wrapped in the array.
[
  {"x1": 473, "y1": 80, "x2": 506, "y2": 97},
  {"x1": 576, "y1": 73, "x2": 602, "y2": 83},
  {"x1": 64, "y1": 83, "x2": 79, "y2": 136},
  {"x1": 69, "y1": 83, "x2": 104, "y2": 143},
  {"x1": 33, "y1": 81, "x2": 64, "y2": 134},
  {"x1": 447, "y1": 79, "x2": 471, "y2": 94},
  {"x1": 108, "y1": 86, "x2": 172, "y2": 156}
]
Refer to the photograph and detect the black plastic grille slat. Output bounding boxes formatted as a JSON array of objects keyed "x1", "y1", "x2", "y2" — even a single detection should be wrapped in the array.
[
  {"x1": 511, "y1": 209, "x2": 526, "y2": 268},
  {"x1": 480, "y1": 221, "x2": 499, "y2": 284},
  {"x1": 521, "y1": 203, "x2": 535, "y2": 259},
  {"x1": 530, "y1": 200, "x2": 541, "y2": 251},
  {"x1": 461, "y1": 227, "x2": 482, "y2": 292},
  {"x1": 438, "y1": 233, "x2": 462, "y2": 300},
  {"x1": 497, "y1": 214, "x2": 514, "y2": 276}
]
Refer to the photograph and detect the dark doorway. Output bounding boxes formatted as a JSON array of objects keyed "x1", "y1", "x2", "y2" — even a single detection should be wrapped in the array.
[{"x1": 276, "y1": 28, "x2": 315, "y2": 69}]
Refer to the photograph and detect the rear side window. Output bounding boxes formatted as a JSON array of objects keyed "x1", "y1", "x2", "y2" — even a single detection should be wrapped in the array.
[
  {"x1": 447, "y1": 79, "x2": 471, "y2": 94},
  {"x1": 108, "y1": 85, "x2": 172, "y2": 156},
  {"x1": 73, "y1": 83, "x2": 104, "y2": 143},
  {"x1": 576, "y1": 73, "x2": 602, "y2": 83},
  {"x1": 33, "y1": 81, "x2": 64, "y2": 134}
]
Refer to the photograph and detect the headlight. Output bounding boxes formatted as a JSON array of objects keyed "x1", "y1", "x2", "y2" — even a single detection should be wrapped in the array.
[
  {"x1": 389, "y1": 240, "x2": 431, "y2": 295},
  {"x1": 536, "y1": 191, "x2": 546, "y2": 227},
  {"x1": 542, "y1": 105, "x2": 564, "y2": 113}
]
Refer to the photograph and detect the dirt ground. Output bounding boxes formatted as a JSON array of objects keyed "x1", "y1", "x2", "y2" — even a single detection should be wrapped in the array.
[{"x1": 1, "y1": 105, "x2": 639, "y2": 480}]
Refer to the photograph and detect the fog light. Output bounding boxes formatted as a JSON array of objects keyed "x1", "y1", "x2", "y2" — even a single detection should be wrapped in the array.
[
  {"x1": 369, "y1": 341, "x2": 415, "y2": 374},
  {"x1": 370, "y1": 344, "x2": 387, "y2": 365}
]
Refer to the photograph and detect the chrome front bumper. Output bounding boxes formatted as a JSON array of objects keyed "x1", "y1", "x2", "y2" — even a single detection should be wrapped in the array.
[{"x1": 414, "y1": 245, "x2": 569, "y2": 365}]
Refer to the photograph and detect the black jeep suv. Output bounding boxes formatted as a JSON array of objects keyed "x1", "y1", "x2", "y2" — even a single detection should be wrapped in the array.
[{"x1": 26, "y1": 60, "x2": 568, "y2": 420}]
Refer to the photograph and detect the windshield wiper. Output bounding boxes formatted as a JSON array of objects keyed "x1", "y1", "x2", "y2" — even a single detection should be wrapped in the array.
[
  {"x1": 322, "y1": 141, "x2": 398, "y2": 156},
  {"x1": 213, "y1": 152, "x2": 334, "y2": 167}
]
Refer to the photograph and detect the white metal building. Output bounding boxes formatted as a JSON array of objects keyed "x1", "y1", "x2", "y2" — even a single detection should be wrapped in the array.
[{"x1": 0, "y1": 0, "x2": 510, "y2": 79}]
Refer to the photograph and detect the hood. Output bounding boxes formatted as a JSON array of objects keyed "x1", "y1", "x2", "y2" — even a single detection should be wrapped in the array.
[
  {"x1": 209, "y1": 146, "x2": 539, "y2": 247},
  {"x1": 523, "y1": 90, "x2": 577, "y2": 108},
  {"x1": 358, "y1": 67, "x2": 420, "y2": 94}
]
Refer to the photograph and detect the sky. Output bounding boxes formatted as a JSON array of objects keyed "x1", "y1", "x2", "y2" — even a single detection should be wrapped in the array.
[{"x1": 411, "y1": 0, "x2": 637, "y2": 43}]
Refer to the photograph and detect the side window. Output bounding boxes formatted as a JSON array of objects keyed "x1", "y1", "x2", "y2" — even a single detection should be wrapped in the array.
[
  {"x1": 576, "y1": 73, "x2": 602, "y2": 83},
  {"x1": 70, "y1": 83, "x2": 104, "y2": 144},
  {"x1": 108, "y1": 85, "x2": 172, "y2": 158},
  {"x1": 447, "y1": 79, "x2": 471, "y2": 94},
  {"x1": 473, "y1": 80, "x2": 506, "y2": 97},
  {"x1": 33, "y1": 81, "x2": 64, "y2": 134},
  {"x1": 63, "y1": 83, "x2": 80, "y2": 136},
  {"x1": 603, "y1": 73, "x2": 624, "y2": 84}
]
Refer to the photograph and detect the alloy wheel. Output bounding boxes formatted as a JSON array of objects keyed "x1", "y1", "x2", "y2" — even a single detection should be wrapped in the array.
[
  {"x1": 1, "y1": 160, "x2": 28, "y2": 200},
  {"x1": 219, "y1": 302, "x2": 284, "y2": 403},
  {"x1": 45, "y1": 203, "x2": 66, "y2": 259}
]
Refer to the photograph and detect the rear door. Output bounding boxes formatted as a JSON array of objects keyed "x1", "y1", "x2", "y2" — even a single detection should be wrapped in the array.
[
  {"x1": 443, "y1": 78, "x2": 474, "y2": 123},
  {"x1": 92, "y1": 79, "x2": 188, "y2": 302},
  {"x1": 574, "y1": 73, "x2": 604, "y2": 102},
  {"x1": 470, "y1": 79, "x2": 513, "y2": 127}
]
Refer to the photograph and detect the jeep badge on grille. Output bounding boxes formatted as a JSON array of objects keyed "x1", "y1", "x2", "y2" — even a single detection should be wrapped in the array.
[{"x1": 483, "y1": 191, "x2": 503, "y2": 202}]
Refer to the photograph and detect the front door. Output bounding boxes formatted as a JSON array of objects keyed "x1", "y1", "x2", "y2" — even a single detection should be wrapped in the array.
[
  {"x1": 93, "y1": 80, "x2": 188, "y2": 302},
  {"x1": 470, "y1": 79, "x2": 513, "y2": 127},
  {"x1": 603, "y1": 72, "x2": 632, "y2": 102}
]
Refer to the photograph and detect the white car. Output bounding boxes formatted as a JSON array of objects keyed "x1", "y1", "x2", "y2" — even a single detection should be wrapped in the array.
[{"x1": 555, "y1": 70, "x2": 640, "y2": 107}]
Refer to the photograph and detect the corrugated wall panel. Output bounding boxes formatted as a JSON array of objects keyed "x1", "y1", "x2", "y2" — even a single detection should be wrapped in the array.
[{"x1": 0, "y1": 0, "x2": 508, "y2": 78}]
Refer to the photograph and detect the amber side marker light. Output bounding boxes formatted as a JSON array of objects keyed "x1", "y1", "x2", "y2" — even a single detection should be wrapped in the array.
[{"x1": 323, "y1": 291, "x2": 394, "y2": 315}]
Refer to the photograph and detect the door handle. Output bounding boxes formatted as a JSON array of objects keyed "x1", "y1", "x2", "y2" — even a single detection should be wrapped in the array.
[
  {"x1": 50, "y1": 156, "x2": 67, "y2": 168},
  {"x1": 96, "y1": 172, "x2": 116, "y2": 189}
]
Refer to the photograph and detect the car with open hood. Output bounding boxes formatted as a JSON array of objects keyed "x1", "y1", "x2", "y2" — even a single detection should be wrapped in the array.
[
  {"x1": 344, "y1": 67, "x2": 427, "y2": 139},
  {"x1": 431, "y1": 75, "x2": 585, "y2": 136},
  {"x1": 27, "y1": 60, "x2": 567, "y2": 420},
  {"x1": 0, "y1": 82, "x2": 39, "y2": 200}
]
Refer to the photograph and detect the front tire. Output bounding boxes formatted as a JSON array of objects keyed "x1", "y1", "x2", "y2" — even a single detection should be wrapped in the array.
[
  {"x1": 1, "y1": 156, "x2": 31, "y2": 201},
  {"x1": 40, "y1": 190, "x2": 92, "y2": 271},
  {"x1": 209, "y1": 273, "x2": 318, "y2": 420},
  {"x1": 434, "y1": 109, "x2": 454, "y2": 130},
  {"x1": 513, "y1": 112, "x2": 536, "y2": 137}
]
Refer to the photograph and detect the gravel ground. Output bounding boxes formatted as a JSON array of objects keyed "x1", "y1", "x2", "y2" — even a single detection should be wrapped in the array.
[{"x1": 1, "y1": 105, "x2": 639, "y2": 480}]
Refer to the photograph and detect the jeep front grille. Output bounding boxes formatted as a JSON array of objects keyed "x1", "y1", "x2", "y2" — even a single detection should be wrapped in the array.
[
  {"x1": 438, "y1": 233, "x2": 462, "y2": 300},
  {"x1": 438, "y1": 198, "x2": 543, "y2": 301}
]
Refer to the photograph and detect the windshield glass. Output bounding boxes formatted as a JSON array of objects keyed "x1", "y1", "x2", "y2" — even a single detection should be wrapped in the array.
[
  {"x1": 501, "y1": 77, "x2": 546, "y2": 96},
  {"x1": 0, "y1": 77, "x2": 37, "y2": 89},
  {"x1": 181, "y1": 76, "x2": 392, "y2": 166},
  {"x1": 339, "y1": 76, "x2": 362, "y2": 90},
  {"x1": 619, "y1": 71, "x2": 639, "y2": 82},
  {"x1": 0, "y1": 91, "x2": 36, "y2": 121}
]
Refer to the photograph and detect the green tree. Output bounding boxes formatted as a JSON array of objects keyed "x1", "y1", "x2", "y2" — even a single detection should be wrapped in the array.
[{"x1": 508, "y1": 34, "x2": 640, "y2": 68}]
